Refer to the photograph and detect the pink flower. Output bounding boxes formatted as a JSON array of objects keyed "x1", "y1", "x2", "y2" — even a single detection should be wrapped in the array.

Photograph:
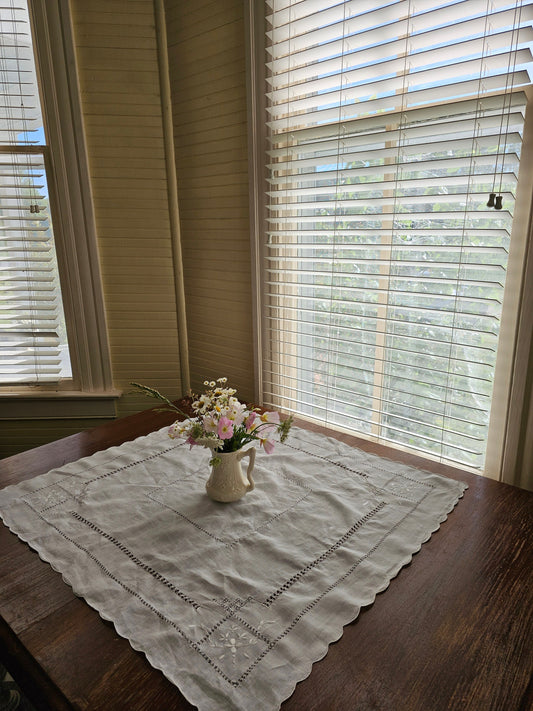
[
  {"x1": 261, "y1": 437, "x2": 276, "y2": 454},
  {"x1": 261, "y1": 410, "x2": 280, "y2": 425},
  {"x1": 259, "y1": 423, "x2": 277, "y2": 439},
  {"x1": 244, "y1": 412, "x2": 257, "y2": 431},
  {"x1": 185, "y1": 435, "x2": 197, "y2": 449},
  {"x1": 217, "y1": 416, "x2": 234, "y2": 440},
  {"x1": 168, "y1": 422, "x2": 180, "y2": 439}
]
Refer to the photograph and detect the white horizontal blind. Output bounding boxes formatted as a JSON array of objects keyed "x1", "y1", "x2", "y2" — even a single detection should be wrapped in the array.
[
  {"x1": 0, "y1": 0, "x2": 71, "y2": 384},
  {"x1": 263, "y1": 0, "x2": 533, "y2": 469}
]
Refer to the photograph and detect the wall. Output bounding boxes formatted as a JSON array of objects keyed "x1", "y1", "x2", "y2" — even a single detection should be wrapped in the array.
[
  {"x1": 0, "y1": 0, "x2": 184, "y2": 457},
  {"x1": 164, "y1": 0, "x2": 255, "y2": 402},
  {"x1": 72, "y1": 0, "x2": 184, "y2": 416}
]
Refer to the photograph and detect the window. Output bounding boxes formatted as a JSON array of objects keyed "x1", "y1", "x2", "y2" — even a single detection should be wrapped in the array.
[
  {"x1": 253, "y1": 0, "x2": 533, "y2": 472},
  {"x1": 0, "y1": 0, "x2": 116, "y2": 417},
  {"x1": 0, "y1": 1, "x2": 71, "y2": 385}
]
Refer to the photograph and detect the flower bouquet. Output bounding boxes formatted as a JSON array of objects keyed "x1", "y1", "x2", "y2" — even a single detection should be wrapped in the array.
[{"x1": 130, "y1": 378, "x2": 292, "y2": 466}]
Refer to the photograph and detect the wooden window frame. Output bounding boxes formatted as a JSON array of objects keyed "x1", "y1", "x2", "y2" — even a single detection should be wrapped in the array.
[{"x1": 0, "y1": 0, "x2": 118, "y2": 419}]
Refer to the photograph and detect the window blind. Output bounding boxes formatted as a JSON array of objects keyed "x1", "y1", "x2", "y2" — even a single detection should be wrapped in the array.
[
  {"x1": 0, "y1": 0, "x2": 71, "y2": 384},
  {"x1": 262, "y1": 0, "x2": 533, "y2": 469}
]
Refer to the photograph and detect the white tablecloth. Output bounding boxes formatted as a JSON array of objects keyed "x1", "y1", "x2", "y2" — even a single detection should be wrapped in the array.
[{"x1": 0, "y1": 426, "x2": 467, "y2": 710}]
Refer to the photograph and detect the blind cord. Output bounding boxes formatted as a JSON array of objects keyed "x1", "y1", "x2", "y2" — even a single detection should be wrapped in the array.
[{"x1": 488, "y1": 0, "x2": 523, "y2": 210}]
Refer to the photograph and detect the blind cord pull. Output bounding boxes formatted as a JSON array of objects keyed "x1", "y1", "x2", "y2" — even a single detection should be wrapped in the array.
[{"x1": 486, "y1": 193, "x2": 503, "y2": 209}]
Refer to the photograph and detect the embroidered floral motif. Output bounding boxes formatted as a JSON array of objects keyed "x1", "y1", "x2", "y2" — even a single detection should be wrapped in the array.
[
  {"x1": 22, "y1": 484, "x2": 70, "y2": 512},
  {"x1": 61, "y1": 479, "x2": 89, "y2": 502},
  {"x1": 203, "y1": 619, "x2": 269, "y2": 678},
  {"x1": 211, "y1": 624, "x2": 254, "y2": 664},
  {"x1": 385, "y1": 474, "x2": 431, "y2": 502}
]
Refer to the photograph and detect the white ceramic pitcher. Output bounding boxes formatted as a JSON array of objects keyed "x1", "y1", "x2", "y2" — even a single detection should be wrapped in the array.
[{"x1": 205, "y1": 447, "x2": 256, "y2": 502}]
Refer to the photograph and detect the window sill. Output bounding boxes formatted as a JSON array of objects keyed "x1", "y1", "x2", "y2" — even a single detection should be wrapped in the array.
[{"x1": 0, "y1": 390, "x2": 121, "y2": 420}]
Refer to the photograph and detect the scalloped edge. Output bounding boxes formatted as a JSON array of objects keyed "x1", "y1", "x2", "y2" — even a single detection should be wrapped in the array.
[
  {"x1": 0, "y1": 485, "x2": 466, "y2": 711},
  {"x1": 268, "y1": 485, "x2": 467, "y2": 707},
  {"x1": 0, "y1": 427, "x2": 468, "y2": 711}
]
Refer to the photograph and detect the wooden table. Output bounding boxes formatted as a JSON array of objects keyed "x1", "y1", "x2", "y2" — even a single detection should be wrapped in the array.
[{"x1": 1, "y1": 407, "x2": 532, "y2": 711}]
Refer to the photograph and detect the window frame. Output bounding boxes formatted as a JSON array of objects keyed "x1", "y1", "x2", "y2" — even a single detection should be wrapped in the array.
[
  {"x1": 246, "y1": 0, "x2": 533, "y2": 485},
  {"x1": 0, "y1": 0, "x2": 118, "y2": 419}
]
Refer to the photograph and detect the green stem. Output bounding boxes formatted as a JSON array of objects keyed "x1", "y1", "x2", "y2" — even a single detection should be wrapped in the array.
[{"x1": 129, "y1": 382, "x2": 191, "y2": 420}]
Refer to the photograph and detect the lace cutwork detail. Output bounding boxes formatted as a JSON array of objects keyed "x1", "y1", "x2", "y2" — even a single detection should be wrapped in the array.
[
  {"x1": 22, "y1": 483, "x2": 71, "y2": 512},
  {"x1": 22, "y1": 499, "x2": 245, "y2": 687},
  {"x1": 146, "y1": 462, "x2": 313, "y2": 547},
  {"x1": 70, "y1": 511, "x2": 199, "y2": 608},
  {"x1": 264, "y1": 500, "x2": 387, "y2": 606},
  {"x1": 283, "y1": 440, "x2": 370, "y2": 479},
  {"x1": 86, "y1": 441, "x2": 185, "y2": 486},
  {"x1": 283, "y1": 438, "x2": 436, "y2": 503},
  {"x1": 21, "y1": 441, "x2": 187, "y2": 514}
]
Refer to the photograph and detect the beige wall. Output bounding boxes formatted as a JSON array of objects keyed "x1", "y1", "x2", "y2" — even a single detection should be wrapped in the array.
[
  {"x1": 1, "y1": 0, "x2": 253, "y2": 458},
  {"x1": 165, "y1": 0, "x2": 255, "y2": 402},
  {"x1": 72, "y1": 0, "x2": 184, "y2": 416}
]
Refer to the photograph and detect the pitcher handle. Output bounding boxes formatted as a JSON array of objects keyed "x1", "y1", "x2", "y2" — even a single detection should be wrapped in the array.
[{"x1": 237, "y1": 447, "x2": 256, "y2": 491}]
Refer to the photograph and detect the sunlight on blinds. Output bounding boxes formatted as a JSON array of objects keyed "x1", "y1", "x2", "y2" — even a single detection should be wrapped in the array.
[
  {"x1": 0, "y1": 0, "x2": 72, "y2": 384},
  {"x1": 262, "y1": 0, "x2": 533, "y2": 469}
]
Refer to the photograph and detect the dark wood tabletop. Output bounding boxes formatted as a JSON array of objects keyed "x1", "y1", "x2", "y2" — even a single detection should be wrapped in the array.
[{"x1": 1, "y1": 406, "x2": 532, "y2": 711}]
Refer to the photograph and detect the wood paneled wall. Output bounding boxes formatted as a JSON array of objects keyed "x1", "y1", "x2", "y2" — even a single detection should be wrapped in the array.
[
  {"x1": 164, "y1": 0, "x2": 255, "y2": 402},
  {"x1": 72, "y1": 0, "x2": 183, "y2": 417}
]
